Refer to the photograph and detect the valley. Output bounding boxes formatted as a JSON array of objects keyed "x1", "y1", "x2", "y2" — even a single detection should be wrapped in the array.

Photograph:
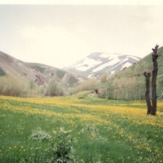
[{"x1": 1, "y1": 4, "x2": 163, "y2": 163}]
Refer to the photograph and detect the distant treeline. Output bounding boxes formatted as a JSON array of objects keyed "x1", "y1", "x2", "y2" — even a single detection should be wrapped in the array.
[{"x1": 98, "y1": 47, "x2": 163, "y2": 100}]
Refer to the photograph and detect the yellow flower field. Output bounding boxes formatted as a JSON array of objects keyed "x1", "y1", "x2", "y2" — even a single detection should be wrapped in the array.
[
  {"x1": 0, "y1": 96, "x2": 163, "y2": 162},
  {"x1": 1, "y1": 96, "x2": 163, "y2": 127}
]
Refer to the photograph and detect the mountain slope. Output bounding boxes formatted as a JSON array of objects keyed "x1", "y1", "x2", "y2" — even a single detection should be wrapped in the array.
[
  {"x1": 0, "y1": 51, "x2": 84, "y2": 87},
  {"x1": 65, "y1": 52, "x2": 140, "y2": 78},
  {"x1": 100, "y1": 46, "x2": 163, "y2": 100}
]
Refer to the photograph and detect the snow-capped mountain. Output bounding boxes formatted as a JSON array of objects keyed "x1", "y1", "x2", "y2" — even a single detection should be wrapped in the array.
[{"x1": 64, "y1": 52, "x2": 140, "y2": 78}]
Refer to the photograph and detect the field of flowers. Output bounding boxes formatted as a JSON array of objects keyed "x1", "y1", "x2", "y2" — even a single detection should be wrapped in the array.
[{"x1": 0, "y1": 94, "x2": 163, "y2": 162}]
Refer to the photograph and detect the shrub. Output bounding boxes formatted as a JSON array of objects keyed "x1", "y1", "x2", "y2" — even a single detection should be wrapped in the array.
[
  {"x1": 30, "y1": 128, "x2": 51, "y2": 141},
  {"x1": 100, "y1": 73, "x2": 108, "y2": 83},
  {"x1": 56, "y1": 70, "x2": 66, "y2": 79},
  {"x1": 0, "y1": 76, "x2": 27, "y2": 96},
  {"x1": 46, "y1": 80, "x2": 64, "y2": 96},
  {"x1": 30, "y1": 65, "x2": 45, "y2": 73},
  {"x1": 68, "y1": 76, "x2": 79, "y2": 86},
  {"x1": 0, "y1": 67, "x2": 6, "y2": 76},
  {"x1": 50, "y1": 127, "x2": 75, "y2": 163}
]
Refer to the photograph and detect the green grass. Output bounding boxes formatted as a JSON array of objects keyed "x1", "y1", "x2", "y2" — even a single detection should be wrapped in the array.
[{"x1": 0, "y1": 96, "x2": 163, "y2": 162}]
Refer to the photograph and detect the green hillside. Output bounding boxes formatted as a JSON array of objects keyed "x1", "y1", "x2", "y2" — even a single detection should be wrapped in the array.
[
  {"x1": 24, "y1": 62, "x2": 82, "y2": 87},
  {"x1": 102, "y1": 47, "x2": 163, "y2": 100}
]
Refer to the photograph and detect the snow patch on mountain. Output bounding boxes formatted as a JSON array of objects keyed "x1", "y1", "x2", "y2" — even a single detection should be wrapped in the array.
[
  {"x1": 107, "y1": 56, "x2": 120, "y2": 66},
  {"x1": 64, "y1": 52, "x2": 140, "y2": 78},
  {"x1": 92, "y1": 56, "x2": 120, "y2": 72},
  {"x1": 92, "y1": 63, "x2": 109, "y2": 72},
  {"x1": 75, "y1": 58, "x2": 102, "y2": 71},
  {"x1": 100, "y1": 53, "x2": 121, "y2": 58},
  {"x1": 121, "y1": 62, "x2": 132, "y2": 70},
  {"x1": 129, "y1": 56, "x2": 140, "y2": 61}
]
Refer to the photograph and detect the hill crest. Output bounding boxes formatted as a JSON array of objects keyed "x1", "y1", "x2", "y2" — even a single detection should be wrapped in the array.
[
  {"x1": 64, "y1": 52, "x2": 140, "y2": 78},
  {"x1": 0, "y1": 51, "x2": 84, "y2": 87}
]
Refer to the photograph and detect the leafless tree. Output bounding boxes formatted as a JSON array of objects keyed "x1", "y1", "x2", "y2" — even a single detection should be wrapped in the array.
[
  {"x1": 151, "y1": 45, "x2": 159, "y2": 115},
  {"x1": 144, "y1": 45, "x2": 159, "y2": 115},
  {"x1": 144, "y1": 72, "x2": 152, "y2": 114}
]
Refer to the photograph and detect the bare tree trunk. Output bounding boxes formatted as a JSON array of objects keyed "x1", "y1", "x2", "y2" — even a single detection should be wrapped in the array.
[
  {"x1": 151, "y1": 45, "x2": 159, "y2": 115},
  {"x1": 144, "y1": 72, "x2": 152, "y2": 114}
]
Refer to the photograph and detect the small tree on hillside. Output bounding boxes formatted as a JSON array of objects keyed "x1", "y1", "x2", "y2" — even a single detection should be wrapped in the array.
[{"x1": 100, "y1": 73, "x2": 108, "y2": 83}]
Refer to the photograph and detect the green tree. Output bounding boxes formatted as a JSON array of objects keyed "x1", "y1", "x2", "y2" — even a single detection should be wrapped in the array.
[{"x1": 46, "y1": 81, "x2": 64, "y2": 96}]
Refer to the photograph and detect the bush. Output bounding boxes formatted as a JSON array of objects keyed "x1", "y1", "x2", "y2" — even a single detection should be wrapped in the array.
[
  {"x1": 30, "y1": 128, "x2": 51, "y2": 141},
  {"x1": 0, "y1": 67, "x2": 6, "y2": 76},
  {"x1": 0, "y1": 76, "x2": 27, "y2": 96},
  {"x1": 50, "y1": 127, "x2": 75, "y2": 163},
  {"x1": 56, "y1": 70, "x2": 66, "y2": 79},
  {"x1": 67, "y1": 76, "x2": 79, "y2": 86},
  {"x1": 80, "y1": 79, "x2": 99, "y2": 90},
  {"x1": 22, "y1": 127, "x2": 76, "y2": 162},
  {"x1": 46, "y1": 80, "x2": 64, "y2": 96},
  {"x1": 100, "y1": 73, "x2": 108, "y2": 83}
]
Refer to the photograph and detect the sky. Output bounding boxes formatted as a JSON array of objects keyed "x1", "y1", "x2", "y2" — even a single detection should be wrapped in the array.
[{"x1": 0, "y1": 0, "x2": 163, "y2": 68}]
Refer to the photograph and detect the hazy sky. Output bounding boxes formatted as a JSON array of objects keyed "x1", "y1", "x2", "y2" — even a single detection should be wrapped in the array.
[{"x1": 0, "y1": 1, "x2": 163, "y2": 68}]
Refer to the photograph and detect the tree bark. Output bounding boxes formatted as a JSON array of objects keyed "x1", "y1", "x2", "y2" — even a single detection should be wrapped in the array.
[
  {"x1": 144, "y1": 72, "x2": 152, "y2": 114},
  {"x1": 151, "y1": 45, "x2": 159, "y2": 115}
]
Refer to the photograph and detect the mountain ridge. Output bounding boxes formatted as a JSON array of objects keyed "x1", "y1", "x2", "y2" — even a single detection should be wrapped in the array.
[
  {"x1": 0, "y1": 51, "x2": 84, "y2": 87},
  {"x1": 64, "y1": 52, "x2": 140, "y2": 78}
]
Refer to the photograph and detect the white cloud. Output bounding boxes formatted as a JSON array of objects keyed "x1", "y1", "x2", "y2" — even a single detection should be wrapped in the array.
[
  {"x1": 21, "y1": 25, "x2": 69, "y2": 42},
  {"x1": 1, "y1": 5, "x2": 163, "y2": 68},
  {"x1": 20, "y1": 25, "x2": 88, "y2": 67}
]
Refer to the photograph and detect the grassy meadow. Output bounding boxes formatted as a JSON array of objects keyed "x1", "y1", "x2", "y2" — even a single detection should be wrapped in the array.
[{"x1": 0, "y1": 93, "x2": 163, "y2": 163}]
